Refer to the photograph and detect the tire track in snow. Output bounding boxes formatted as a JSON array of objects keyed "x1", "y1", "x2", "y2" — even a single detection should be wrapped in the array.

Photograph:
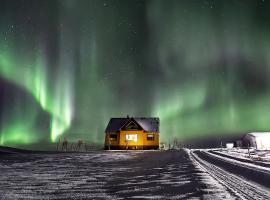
[{"x1": 190, "y1": 150, "x2": 270, "y2": 200}]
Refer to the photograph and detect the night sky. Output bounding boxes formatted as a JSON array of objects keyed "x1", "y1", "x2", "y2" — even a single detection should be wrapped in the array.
[{"x1": 1, "y1": 0, "x2": 270, "y2": 146}]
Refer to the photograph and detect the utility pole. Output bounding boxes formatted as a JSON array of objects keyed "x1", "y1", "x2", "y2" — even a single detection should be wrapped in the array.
[
  {"x1": 248, "y1": 143, "x2": 250, "y2": 158},
  {"x1": 220, "y1": 141, "x2": 223, "y2": 152}
]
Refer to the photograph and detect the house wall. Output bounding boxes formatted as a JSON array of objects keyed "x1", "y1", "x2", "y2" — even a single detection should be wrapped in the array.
[
  {"x1": 119, "y1": 130, "x2": 144, "y2": 147},
  {"x1": 104, "y1": 132, "x2": 119, "y2": 148},
  {"x1": 242, "y1": 134, "x2": 270, "y2": 150},
  {"x1": 255, "y1": 137, "x2": 270, "y2": 150},
  {"x1": 104, "y1": 130, "x2": 159, "y2": 150}
]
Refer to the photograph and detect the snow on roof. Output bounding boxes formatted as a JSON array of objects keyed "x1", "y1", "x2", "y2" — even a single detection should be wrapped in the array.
[
  {"x1": 247, "y1": 132, "x2": 270, "y2": 138},
  {"x1": 105, "y1": 117, "x2": 159, "y2": 132}
]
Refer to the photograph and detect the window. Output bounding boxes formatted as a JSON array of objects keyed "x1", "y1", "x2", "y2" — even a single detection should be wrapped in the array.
[
  {"x1": 147, "y1": 134, "x2": 154, "y2": 141},
  {"x1": 110, "y1": 133, "x2": 117, "y2": 141},
  {"x1": 125, "y1": 134, "x2": 137, "y2": 142}
]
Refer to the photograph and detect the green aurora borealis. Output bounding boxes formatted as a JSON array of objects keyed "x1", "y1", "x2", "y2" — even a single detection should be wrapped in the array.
[{"x1": 1, "y1": 0, "x2": 270, "y2": 147}]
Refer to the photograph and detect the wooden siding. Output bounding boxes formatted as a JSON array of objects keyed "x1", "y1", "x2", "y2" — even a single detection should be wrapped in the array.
[{"x1": 104, "y1": 130, "x2": 159, "y2": 150}]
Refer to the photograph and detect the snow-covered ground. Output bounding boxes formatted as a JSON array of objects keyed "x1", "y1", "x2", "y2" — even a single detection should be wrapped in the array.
[
  {"x1": 190, "y1": 149, "x2": 270, "y2": 199},
  {"x1": 213, "y1": 148, "x2": 270, "y2": 163},
  {"x1": 1, "y1": 149, "x2": 270, "y2": 199},
  {"x1": 0, "y1": 150, "x2": 237, "y2": 199},
  {"x1": 0, "y1": 152, "x2": 139, "y2": 199}
]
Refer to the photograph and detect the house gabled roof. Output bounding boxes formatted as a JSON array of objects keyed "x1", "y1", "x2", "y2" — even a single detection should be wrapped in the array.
[
  {"x1": 120, "y1": 118, "x2": 143, "y2": 130},
  {"x1": 105, "y1": 117, "x2": 159, "y2": 133}
]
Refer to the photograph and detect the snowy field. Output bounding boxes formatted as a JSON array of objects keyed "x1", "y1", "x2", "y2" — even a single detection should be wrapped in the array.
[
  {"x1": 212, "y1": 148, "x2": 270, "y2": 163},
  {"x1": 0, "y1": 151, "x2": 233, "y2": 199},
  {"x1": 0, "y1": 150, "x2": 238, "y2": 200}
]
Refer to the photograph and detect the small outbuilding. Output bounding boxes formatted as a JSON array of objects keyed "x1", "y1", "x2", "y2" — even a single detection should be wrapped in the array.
[
  {"x1": 104, "y1": 116, "x2": 159, "y2": 150},
  {"x1": 242, "y1": 132, "x2": 270, "y2": 150}
]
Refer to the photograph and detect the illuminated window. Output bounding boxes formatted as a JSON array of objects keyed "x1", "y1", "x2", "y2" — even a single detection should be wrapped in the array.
[
  {"x1": 147, "y1": 134, "x2": 154, "y2": 141},
  {"x1": 125, "y1": 134, "x2": 137, "y2": 142},
  {"x1": 110, "y1": 133, "x2": 117, "y2": 141}
]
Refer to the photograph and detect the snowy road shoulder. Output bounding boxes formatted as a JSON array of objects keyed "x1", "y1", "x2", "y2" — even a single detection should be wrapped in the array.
[
  {"x1": 207, "y1": 150, "x2": 270, "y2": 173},
  {"x1": 190, "y1": 149, "x2": 270, "y2": 199}
]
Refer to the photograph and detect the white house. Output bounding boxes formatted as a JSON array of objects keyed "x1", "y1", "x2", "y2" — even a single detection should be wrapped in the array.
[{"x1": 242, "y1": 132, "x2": 270, "y2": 150}]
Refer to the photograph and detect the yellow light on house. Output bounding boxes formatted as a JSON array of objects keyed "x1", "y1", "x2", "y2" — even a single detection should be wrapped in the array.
[
  {"x1": 104, "y1": 117, "x2": 159, "y2": 150},
  {"x1": 126, "y1": 134, "x2": 138, "y2": 142}
]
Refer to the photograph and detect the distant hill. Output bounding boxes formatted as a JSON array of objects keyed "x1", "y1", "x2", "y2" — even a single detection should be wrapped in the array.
[{"x1": 0, "y1": 146, "x2": 34, "y2": 154}]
